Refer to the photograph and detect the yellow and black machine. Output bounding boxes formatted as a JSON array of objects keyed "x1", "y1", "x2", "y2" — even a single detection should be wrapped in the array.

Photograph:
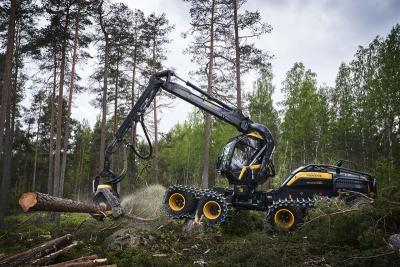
[{"x1": 91, "y1": 70, "x2": 377, "y2": 230}]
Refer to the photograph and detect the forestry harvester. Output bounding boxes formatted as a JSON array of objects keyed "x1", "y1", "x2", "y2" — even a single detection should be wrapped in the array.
[{"x1": 92, "y1": 70, "x2": 377, "y2": 230}]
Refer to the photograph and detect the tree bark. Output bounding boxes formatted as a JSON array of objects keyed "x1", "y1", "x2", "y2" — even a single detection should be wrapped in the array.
[
  {"x1": 54, "y1": 2, "x2": 71, "y2": 200},
  {"x1": 19, "y1": 192, "x2": 106, "y2": 214},
  {"x1": 0, "y1": 234, "x2": 73, "y2": 267},
  {"x1": 201, "y1": 0, "x2": 215, "y2": 188},
  {"x1": 99, "y1": 0, "x2": 109, "y2": 171},
  {"x1": 0, "y1": 0, "x2": 17, "y2": 226},
  {"x1": 233, "y1": 0, "x2": 242, "y2": 109},
  {"x1": 60, "y1": 0, "x2": 81, "y2": 197}
]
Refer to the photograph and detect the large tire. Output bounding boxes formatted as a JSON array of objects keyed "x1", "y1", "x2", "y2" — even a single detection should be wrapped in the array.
[
  {"x1": 196, "y1": 192, "x2": 228, "y2": 226},
  {"x1": 266, "y1": 205, "x2": 303, "y2": 231},
  {"x1": 164, "y1": 186, "x2": 197, "y2": 218}
]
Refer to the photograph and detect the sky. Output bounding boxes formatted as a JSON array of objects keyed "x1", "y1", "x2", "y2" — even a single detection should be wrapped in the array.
[{"x1": 71, "y1": 0, "x2": 400, "y2": 134}]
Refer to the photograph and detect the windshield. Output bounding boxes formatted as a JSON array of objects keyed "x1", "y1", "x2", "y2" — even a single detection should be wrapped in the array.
[
  {"x1": 219, "y1": 140, "x2": 235, "y2": 170},
  {"x1": 230, "y1": 137, "x2": 260, "y2": 170}
]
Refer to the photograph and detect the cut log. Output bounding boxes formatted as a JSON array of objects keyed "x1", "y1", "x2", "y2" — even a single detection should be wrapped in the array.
[
  {"x1": 19, "y1": 192, "x2": 106, "y2": 214},
  {"x1": 47, "y1": 255, "x2": 99, "y2": 267},
  {"x1": 0, "y1": 234, "x2": 73, "y2": 267},
  {"x1": 59, "y1": 258, "x2": 108, "y2": 267},
  {"x1": 31, "y1": 241, "x2": 78, "y2": 266}
]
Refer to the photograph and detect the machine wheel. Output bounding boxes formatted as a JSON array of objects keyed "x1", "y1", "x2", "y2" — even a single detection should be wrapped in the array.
[
  {"x1": 197, "y1": 192, "x2": 228, "y2": 226},
  {"x1": 267, "y1": 206, "x2": 302, "y2": 231},
  {"x1": 164, "y1": 186, "x2": 197, "y2": 218}
]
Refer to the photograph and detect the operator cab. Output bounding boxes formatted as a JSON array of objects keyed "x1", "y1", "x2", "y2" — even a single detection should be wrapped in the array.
[{"x1": 217, "y1": 132, "x2": 271, "y2": 186}]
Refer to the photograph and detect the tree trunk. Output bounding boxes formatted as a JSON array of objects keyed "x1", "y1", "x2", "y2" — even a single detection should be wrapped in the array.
[
  {"x1": 99, "y1": 0, "x2": 109, "y2": 171},
  {"x1": 32, "y1": 100, "x2": 43, "y2": 191},
  {"x1": 153, "y1": 96, "x2": 158, "y2": 183},
  {"x1": 201, "y1": 0, "x2": 215, "y2": 189},
  {"x1": 46, "y1": 255, "x2": 99, "y2": 267},
  {"x1": 19, "y1": 192, "x2": 106, "y2": 214},
  {"x1": 0, "y1": 234, "x2": 73, "y2": 267},
  {"x1": 113, "y1": 49, "x2": 120, "y2": 170},
  {"x1": 11, "y1": 23, "x2": 20, "y2": 148},
  {"x1": 30, "y1": 242, "x2": 78, "y2": 266},
  {"x1": 130, "y1": 43, "x2": 137, "y2": 193},
  {"x1": 233, "y1": 0, "x2": 242, "y2": 110},
  {"x1": 0, "y1": 1, "x2": 16, "y2": 153},
  {"x1": 53, "y1": 3, "x2": 71, "y2": 200},
  {"x1": 152, "y1": 36, "x2": 159, "y2": 183},
  {"x1": 0, "y1": 0, "x2": 17, "y2": 227},
  {"x1": 48, "y1": 49, "x2": 57, "y2": 194},
  {"x1": 60, "y1": 0, "x2": 81, "y2": 197}
]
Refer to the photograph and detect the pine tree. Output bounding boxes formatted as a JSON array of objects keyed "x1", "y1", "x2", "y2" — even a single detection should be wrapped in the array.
[
  {"x1": 218, "y1": 0, "x2": 272, "y2": 108},
  {"x1": 142, "y1": 12, "x2": 174, "y2": 183},
  {"x1": 127, "y1": 9, "x2": 146, "y2": 193},
  {"x1": 183, "y1": 0, "x2": 217, "y2": 188},
  {"x1": 97, "y1": 0, "x2": 110, "y2": 172}
]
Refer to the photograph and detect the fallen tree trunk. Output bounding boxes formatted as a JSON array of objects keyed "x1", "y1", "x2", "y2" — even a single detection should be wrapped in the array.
[
  {"x1": 47, "y1": 255, "x2": 99, "y2": 267},
  {"x1": 19, "y1": 192, "x2": 105, "y2": 214},
  {"x1": 0, "y1": 234, "x2": 73, "y2": 267},
  {"x1": 54, "y1": 258, "x2": 108, "y2": 267},
  {"x1": 31, "y1": 241, "x2": 78, "y2": 266}
]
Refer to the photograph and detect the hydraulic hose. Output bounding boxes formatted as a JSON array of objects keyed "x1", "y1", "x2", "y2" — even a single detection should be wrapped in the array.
[{"x1": 129, "y1": 118, "x2": 153, "y2": 160}]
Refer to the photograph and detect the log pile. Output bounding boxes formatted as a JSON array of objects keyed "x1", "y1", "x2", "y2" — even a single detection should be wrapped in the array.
[{"x1": 0, "y1": 234, "x2": 114, "y2": 267}]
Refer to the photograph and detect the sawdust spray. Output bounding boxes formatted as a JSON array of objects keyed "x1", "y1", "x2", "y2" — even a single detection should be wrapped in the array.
[{"x1": 121, "y1": 184, "x2": 166, "y2": 219}]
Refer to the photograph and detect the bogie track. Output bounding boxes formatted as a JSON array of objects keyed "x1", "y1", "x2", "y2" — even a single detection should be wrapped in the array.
[{"x1": 164, "y1": 185, "x2": 229, "y2": 225}]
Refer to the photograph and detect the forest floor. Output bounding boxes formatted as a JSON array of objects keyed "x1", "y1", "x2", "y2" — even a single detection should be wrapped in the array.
[{"x1": 1, "y1": 187, "x2": 400, "y2": 267}]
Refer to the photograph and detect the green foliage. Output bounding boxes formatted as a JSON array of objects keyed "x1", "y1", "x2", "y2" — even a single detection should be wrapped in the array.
[
  {"x1": 298, "y1": 191, "x2": 400, "y2": 266},
  {"x1": 248, "y1": 66, "x2": 279, "y2": 141},
  {"x1": 277, "y1": 62, "x2": 328, "y2": 183}
]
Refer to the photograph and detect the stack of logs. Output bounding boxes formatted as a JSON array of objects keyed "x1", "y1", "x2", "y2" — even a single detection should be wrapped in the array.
[
  {"x1": 0, "y1": 234, "x2": 115, "y2": 267},
  {"x1": 0, "y1": 192, "x2": 119, "y2": 266}
]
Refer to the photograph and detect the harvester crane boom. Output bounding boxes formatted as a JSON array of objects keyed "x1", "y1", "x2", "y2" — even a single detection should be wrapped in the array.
[
  {"x1": 93, "y1": 70, "x2": 275, "y2": 195},
  {"x1": 91, "y1": 69, "x2": 376, "y2": 230}
]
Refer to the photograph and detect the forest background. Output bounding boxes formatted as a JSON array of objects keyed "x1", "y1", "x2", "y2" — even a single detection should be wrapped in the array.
[{"x1": 0, "y1": 0, "x2": 399, "y2": 227}]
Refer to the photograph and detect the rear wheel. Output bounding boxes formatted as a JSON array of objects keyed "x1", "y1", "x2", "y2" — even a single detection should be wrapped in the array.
[
  {"x1": 164, "y1": 186, "x2": 197, "y2": 218},
  {"x1": 267, "y1": 206, "x2": 302, "y2": 231}
]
